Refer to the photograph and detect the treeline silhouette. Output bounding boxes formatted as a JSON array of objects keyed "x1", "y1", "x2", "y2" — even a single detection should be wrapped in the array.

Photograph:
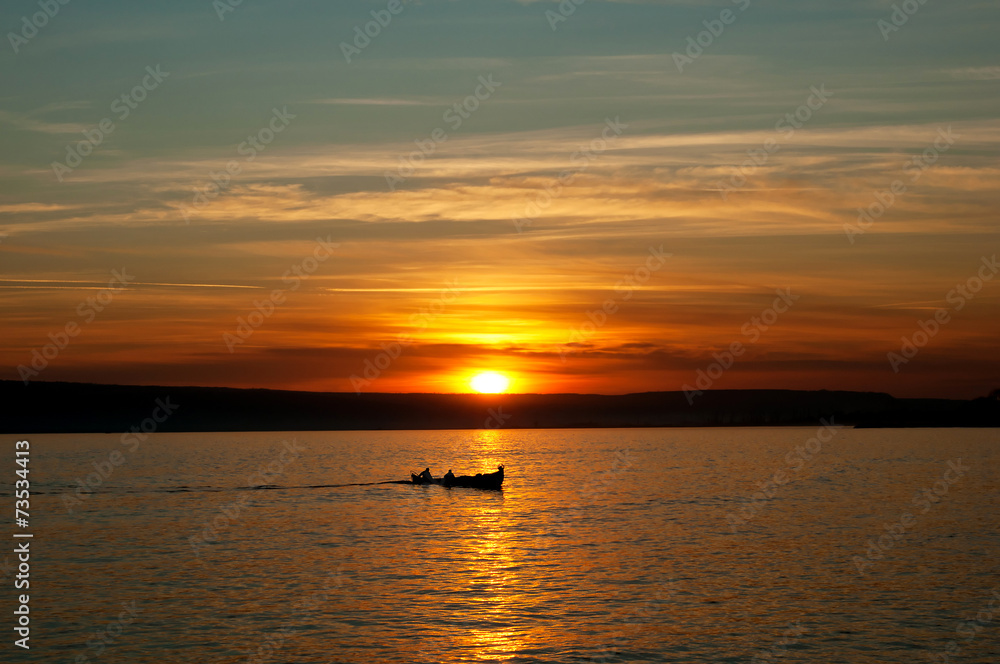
[{"x1": 2, "y1": 381, "x2": 998, "y2": 433}]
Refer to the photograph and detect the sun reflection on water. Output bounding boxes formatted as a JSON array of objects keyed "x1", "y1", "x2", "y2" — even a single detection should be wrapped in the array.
[{"x1": 455, "y1": 429, "x2": 526, "y2": 660}]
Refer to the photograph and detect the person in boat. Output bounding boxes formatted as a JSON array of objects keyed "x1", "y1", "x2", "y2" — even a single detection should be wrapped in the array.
[
  {"x1": 443, "y1": 469, "x2": 455, "y2": 484},
  {"x1": 419, "y1": 468, "x2": 433, "y2": 483}
]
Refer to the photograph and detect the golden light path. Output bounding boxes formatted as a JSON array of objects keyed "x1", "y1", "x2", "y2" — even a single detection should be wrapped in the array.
[{"x1": 463, "y1": 429, "x2": 525, "y2": 660}]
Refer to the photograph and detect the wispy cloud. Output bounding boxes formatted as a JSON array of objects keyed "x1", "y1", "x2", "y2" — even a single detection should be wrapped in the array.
[
  {"x1": 0, "y1": 109, "x2": 87, "y2": 135},
  {"x1": 307, "y1": 98, "x2": 437, "y2": 106},
  {"x1": 941, "y1": 66, "x2": 1000, "y2": 80}
]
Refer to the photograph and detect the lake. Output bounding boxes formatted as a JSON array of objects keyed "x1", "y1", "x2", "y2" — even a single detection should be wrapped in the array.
[{"x1": 6, "y1": 427, "x2": 999, "y2": 663}]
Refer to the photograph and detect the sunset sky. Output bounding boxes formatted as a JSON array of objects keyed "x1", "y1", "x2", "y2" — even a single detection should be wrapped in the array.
[{"x1": 1, "y1": 0, "x2": 998, "y2": 398}]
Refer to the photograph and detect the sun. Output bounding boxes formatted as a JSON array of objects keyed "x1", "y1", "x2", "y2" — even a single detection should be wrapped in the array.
[{"x1": 470, "y1": 372, "x2": 510, "y2": 394}]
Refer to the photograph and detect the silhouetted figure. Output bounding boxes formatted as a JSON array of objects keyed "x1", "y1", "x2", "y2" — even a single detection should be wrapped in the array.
[
  {"x1": 443, "y1": 469, "x2": 455, "y2": 484},
  {"x1": 419, "y1": 468, "x2": 433, "y2": 483}
]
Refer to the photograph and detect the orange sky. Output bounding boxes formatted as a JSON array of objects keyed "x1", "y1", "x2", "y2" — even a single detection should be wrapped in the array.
[{"x1": 1, "y1": 3, "x2": 998, "y2": 399}]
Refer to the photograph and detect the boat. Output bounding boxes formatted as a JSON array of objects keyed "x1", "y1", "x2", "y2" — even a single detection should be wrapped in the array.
[{"x1": 411, "y1": 464, "x2": 504, "y2": 490}]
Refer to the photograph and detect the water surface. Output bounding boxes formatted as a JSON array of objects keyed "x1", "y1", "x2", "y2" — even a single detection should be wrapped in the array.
[{"x1": 6, "y1": 427, "x2": 999, "y2": 663}]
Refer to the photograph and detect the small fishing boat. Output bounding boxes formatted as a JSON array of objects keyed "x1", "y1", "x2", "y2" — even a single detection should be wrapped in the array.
[{"x1": 411, "y1": 464, "x2": 504, "y2": 490}]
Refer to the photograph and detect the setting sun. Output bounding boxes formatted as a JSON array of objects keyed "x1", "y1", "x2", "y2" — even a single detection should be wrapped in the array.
[{"x1": 471, "y1": 372, "x2": 510, "y2": 394}]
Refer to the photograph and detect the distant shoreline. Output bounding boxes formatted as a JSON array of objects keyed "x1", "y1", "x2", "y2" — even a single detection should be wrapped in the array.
[{"x1": 3, "y1": 380, "x2": 997, "y2": 434}]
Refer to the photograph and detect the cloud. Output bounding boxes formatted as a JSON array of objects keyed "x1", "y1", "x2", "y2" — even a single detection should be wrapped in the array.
[
  {"x1": 0, "y1": 203, "x2": 77, "y2": 214},
  {"x1": 307, "y1": 98, "x2": 438, "y2": 106},
  {"x1": 941, "y1": 66, "x2": 1000, "y2": 80},
  {"x1": 0, "y1": 109, "x2": 87, "y2": 135}
]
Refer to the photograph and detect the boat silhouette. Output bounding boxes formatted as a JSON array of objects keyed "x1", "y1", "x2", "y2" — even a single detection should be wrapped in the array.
[{"x1": 410, "y1": 464, "x2": 504, "y2": 490}]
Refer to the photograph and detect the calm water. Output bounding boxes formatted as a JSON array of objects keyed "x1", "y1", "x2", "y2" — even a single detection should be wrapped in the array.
[{"x1": 4, "y1": 427, "x2": 999, "y2": 663}]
